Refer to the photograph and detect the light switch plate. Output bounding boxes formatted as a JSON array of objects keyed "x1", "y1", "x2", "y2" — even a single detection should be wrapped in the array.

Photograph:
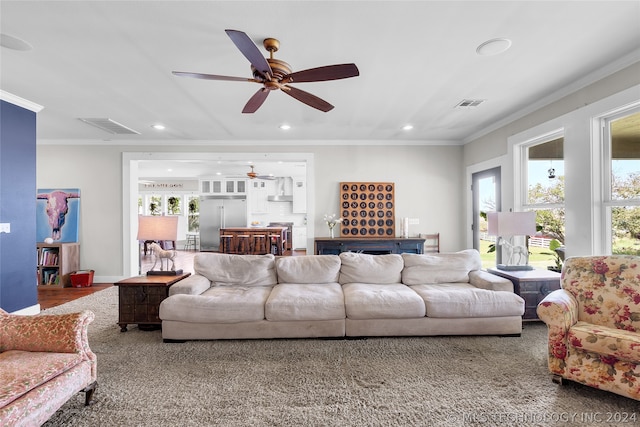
[{"x1": 0, "y1": 223, "x2": 10, "y2": 233}]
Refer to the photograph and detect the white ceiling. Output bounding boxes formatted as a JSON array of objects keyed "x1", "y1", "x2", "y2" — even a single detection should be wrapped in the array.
[{"x1": 2, "y1": 1, "x2": 639, "y2": 179}]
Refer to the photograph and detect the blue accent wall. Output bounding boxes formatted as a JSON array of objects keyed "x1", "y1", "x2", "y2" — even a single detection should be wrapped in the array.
[{"x1": 0, "y1": 99, "x2": 37, "y2": 312}]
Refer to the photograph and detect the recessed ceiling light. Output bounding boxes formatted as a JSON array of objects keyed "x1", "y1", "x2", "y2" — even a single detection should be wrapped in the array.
[
  {"x1": 476, "y1": 38, "x2": 512, "y2": 56},
  {"x1": 0, "y1": 33, "x2": 33, "y2": 51},
  {"x1": 402, "y1": 124, "x2": 414, "y2": 131},
  {"x1": 151, "y1": 124, "x2": 166, "y2": 130},
  {"x1": 279, "y1": 124, "x2": 291, "y2": 130}
]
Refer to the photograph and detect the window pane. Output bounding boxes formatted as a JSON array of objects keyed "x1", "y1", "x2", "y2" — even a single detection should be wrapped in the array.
[
  {"x1": 188, "y1": 196, "x2": 199, "y2": 232},
  {"x1": 167, "y1": 195, "x2": 182, "y2": 215},
  {"x1": 529, "y1": 208, "x2": 565, "y2": 270},
  {"x1": 610, "y1": 111, "x2": 640, "y2": 201},
  {"x1": 612, "y1": 206, "x2": 640, "y2": 255},
  {"x1": 527, "y1": 138, "x2": 564, "y2": 204},
  {"x1": 149, "y1": 196, "x2": 162, "y2": 215}
]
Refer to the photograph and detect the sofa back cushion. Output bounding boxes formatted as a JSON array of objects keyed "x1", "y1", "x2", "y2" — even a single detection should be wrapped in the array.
[
  {"x1": 562, "y1": 255, "x2": 640, "y2": 331},
  {"x1": 339, "y1": 252, "x2": 403, "y2": 284},
  {"x1": 401, "y1": 250, "x2": 481, "y2": 285},
  {"x1": 276, "y1": 255, "x2": 341, "y2": 284},
  {"x1": 193, "y1": 253, "x2": 277, "y2": 287}
]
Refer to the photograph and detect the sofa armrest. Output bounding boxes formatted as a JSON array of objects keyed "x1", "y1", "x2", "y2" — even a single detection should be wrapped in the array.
[
  {"x1": 0, "y1": 310, "x2": 94, "y2": 355},
  {"x1": 536, "y1": 289, "x2": 578, "y2": 331},
  {"x1": 168, "y1": 274, "x2": 211, "y2": 296},
  {"x1": 469, "y1": 270, "x2": 513, "y2": 292}
]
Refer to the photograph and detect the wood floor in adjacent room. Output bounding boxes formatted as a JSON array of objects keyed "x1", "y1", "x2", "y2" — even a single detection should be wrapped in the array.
[{"x1": 38, "y1": 248, "x2": 306, "y2": 310}]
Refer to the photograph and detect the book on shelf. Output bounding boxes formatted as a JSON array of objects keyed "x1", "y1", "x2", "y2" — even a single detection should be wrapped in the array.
[
  {"x1": 40, "y1": 248, "x2": 59, "y2": 266},
  {"x1": 42, "y1": 269, "x2": 59, "y2": 285}
]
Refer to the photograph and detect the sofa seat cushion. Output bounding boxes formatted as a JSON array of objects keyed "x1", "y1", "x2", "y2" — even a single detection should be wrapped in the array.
[
  {"x1": 160, "y1": 286, "x2": 273, "y2": 323},
  {"x1": 194, "y1": 253, "x2": 277, "y2": 287},
  {"x1": 410, "y1": 284, "x2": 525, "y2": 318},
  {"x1": 339, "y1": 253, "x2": 404, "y2": 285},
  {"x1": 0, "y1": 350, "x2": 83, "y2": 407},
  {"x1": 343, "y1": 283, "x2": 425, "y2": 319},
  {"x1": 401, "y1": 250, "x2": 481, "y2": 285},
  {"x1": 265, "y1": 283, "x2": 345, "y2": 321},
  {"x1": 276, "y1": 255, "x2": 341, "y2": 284},
  {"x1": 568, "y1": 321, "x2": 640, "y2": 363}
]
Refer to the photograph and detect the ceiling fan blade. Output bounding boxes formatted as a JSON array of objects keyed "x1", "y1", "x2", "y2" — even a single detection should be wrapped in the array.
[
  {"x1": 172, "y1": 71, "x2": 255, "y2": 82},
  {"x1": 257, "y1": 175, "x2": 276, "y2": 180},
  {"x1": 282, "y1": 86, "x2": 334, "y2": 112},
  {"x1": 242, "y1": 88, "x2": 270, "y2": 114},
  {"x1": 225, "y1": 29, "x2": 272, "y2": 79},
  {"x1": 282, "y1": 63, "x2": 359, "y2": 83}
]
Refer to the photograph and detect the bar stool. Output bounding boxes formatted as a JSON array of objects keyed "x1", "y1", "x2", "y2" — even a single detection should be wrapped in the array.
[
  {"x1": 184, "y1": 233, "x2": 197, "y2": 251},
  {"x1": 252, "y1": 234, "x2": 267, "y2": 254},
  {"x1": 220, "y1": 235, "x2": 234, "y2": 253},
  {"x1": 237, "y1": 234, "x2": 251, "y2": 254},
  {"x1": 269, "y1": 234, "x2": 283, "y2": 256}
]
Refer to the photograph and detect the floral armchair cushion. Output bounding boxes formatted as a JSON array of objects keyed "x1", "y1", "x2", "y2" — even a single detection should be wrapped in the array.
[{"x1": 560, "y1": 255, "x2": 640, "y2": 332}]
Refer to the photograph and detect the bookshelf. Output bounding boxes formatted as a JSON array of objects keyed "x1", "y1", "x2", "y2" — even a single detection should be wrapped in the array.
[{"x1": 37, "y1": 243, "x2": 80, "y2": 287}]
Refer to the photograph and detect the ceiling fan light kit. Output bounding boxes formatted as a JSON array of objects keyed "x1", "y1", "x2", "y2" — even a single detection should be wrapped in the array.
[{"x1": 173, "y1": 29, "x2": 359, "y2": 113}]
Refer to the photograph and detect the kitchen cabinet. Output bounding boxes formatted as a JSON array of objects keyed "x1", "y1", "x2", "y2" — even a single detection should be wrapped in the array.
[
  {"x1": 292, "y1": 178, "x2": 306, "y2": 213},
  {"x1": 249, "y1": 180, "x2": 269, "y2": 213},
  {"x1": 200, "y1": 178, "x2": 247, "y2": 195}
]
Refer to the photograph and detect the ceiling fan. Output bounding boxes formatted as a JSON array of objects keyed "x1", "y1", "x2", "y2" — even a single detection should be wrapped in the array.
[
  {"x1": 172, "y1": 29, "x2": 359, "y2": 113},
  {"x1": 246, "y1": 165, "x2": 276, "y2": 180}
]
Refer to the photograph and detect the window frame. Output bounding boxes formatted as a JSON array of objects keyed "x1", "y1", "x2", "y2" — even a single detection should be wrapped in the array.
[{"x1": 599, "y1": 104, "x2": 640, "y2": 254}]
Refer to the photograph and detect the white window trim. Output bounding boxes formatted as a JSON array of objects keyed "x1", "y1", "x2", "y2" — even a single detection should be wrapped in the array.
[
  {"x1": 513, "y1": 128, "x2": 565, "y2": 213},
  {"x1": 597, "y1": 102, "x2": 640, "y2": 254}
]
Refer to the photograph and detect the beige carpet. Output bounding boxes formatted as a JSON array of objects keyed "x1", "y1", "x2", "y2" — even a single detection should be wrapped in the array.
[{"x1": 42, "y1": 286, "x2": 637, "y2": 426}]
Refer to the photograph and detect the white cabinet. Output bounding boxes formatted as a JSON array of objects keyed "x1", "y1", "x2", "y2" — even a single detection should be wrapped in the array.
[
  {"x1": 292, "y1": 178, "x2": 306, "y2": 213},
  {"x1": 200, "y1": 178, "x2": 247, "y2": 195},
  {"x1": 249, "y1": 180, "x2": 269, "y2": 213}
]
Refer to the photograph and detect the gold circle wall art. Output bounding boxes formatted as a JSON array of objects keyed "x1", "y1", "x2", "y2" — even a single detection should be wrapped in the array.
[{"x1": 339, "y1": 182, "x2": 395, "y2": 237}]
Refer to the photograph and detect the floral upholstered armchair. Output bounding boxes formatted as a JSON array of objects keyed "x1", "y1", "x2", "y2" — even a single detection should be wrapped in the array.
[
  {"x1": 537, "y1": 255, "x2": 640, "y2": 401},
  {"x1": 0, "y1": 309, "x2": 97, "y2": 426}
]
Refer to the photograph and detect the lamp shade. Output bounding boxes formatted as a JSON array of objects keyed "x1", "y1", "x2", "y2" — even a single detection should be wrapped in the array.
[
  {"x1": 137, "y1": 215, "x2": 178, "y2": 241},
  {"x1": 487, "y1": 212, "x2": 536, "y2": 236}
]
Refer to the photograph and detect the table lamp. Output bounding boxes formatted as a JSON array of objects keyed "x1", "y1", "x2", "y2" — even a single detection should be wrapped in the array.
[
  {"x1": 487, "y1": 211, "x2": 536, "y2": 271},
  {"x1": 136, "y1": 215, "x2": 181, "y2": 275}
]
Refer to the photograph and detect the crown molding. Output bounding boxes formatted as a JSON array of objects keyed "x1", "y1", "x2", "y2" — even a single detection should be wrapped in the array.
[{"x1": 0, "y1": 90, "x2": 43, "y2": 113}]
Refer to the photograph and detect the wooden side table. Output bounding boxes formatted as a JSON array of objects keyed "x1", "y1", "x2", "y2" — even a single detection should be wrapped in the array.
[
  {"x1": 115, "y1": 273, "x2": 190, "y2": 331},
  {"x1": 487, "y1": 268, "x2": 561, "y2": 321}
]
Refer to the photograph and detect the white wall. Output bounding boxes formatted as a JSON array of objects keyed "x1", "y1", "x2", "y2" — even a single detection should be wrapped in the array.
[{"x1": 37, "y1": 143, "x2": 464, "y2": 282}]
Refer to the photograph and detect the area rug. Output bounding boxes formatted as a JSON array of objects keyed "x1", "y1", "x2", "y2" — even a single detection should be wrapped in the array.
[{"x1": 42, "y1": 286, "x2": 637, "y2": 426}]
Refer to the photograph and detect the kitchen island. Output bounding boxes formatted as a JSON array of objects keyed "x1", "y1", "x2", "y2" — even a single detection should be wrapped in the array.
[{"x1": 219, "y1": 227, "x2": 287, "y2": 255}]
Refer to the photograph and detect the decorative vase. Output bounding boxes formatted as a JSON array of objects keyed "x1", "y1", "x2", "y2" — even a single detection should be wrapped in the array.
[{"x1": 329, "y1": 226, "x2": 335, "y2": 238}]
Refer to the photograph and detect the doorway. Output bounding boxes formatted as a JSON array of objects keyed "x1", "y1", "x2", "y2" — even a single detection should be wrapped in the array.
[{"x1": 472, "y1": 167, "x2": 501, "y2": 267}]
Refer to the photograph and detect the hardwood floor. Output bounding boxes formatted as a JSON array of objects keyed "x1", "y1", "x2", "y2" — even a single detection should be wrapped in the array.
[
  {"x1": 38, "y1": 283, "x2": 113, "y2": 310},
  {"x1": 38, "y1": 248, "x2": 307, "y2": 310}
]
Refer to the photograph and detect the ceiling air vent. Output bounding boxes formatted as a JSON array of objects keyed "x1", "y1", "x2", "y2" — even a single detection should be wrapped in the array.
[
  {"x1": 78, "y1": 118, "x2": 140, "y2": 135},
  {"x1": 455, "y1": 99, "x2": 485, "y2": 109}
]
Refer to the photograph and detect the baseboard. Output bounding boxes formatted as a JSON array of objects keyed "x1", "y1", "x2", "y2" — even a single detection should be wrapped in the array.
[{"x1": 11, "y1": 303, "x2": 41, "y2": 315}]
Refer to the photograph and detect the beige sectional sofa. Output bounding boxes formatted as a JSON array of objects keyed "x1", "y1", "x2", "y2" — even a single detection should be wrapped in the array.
[{"x1": 159, "y1": 250, "x2": 525, "y2": 341}]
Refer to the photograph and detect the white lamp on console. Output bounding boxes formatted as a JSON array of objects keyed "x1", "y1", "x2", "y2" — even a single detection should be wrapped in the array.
[{"x1": 487, "y1": 211, "x2": 537, "y2": 271}]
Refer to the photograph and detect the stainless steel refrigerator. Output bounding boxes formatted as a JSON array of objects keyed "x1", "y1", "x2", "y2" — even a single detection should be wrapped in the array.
[{"x1": 199, "y1": 195, "x2": 247, "y2": 251}]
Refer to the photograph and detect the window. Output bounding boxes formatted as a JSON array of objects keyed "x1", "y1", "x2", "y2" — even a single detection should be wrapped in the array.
[
  {"x1": 167, "y1": 195, "x2": 182, "y2": 215},
  {"x1": 603, "y1": 109, "x2": 640, "y2": 255},
  {"x1": 520, "y1": 133, "x2": 565, "y2": 268},
  {"x1": 188, "y1": 196, "x2": 199, "y2": 233}
]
